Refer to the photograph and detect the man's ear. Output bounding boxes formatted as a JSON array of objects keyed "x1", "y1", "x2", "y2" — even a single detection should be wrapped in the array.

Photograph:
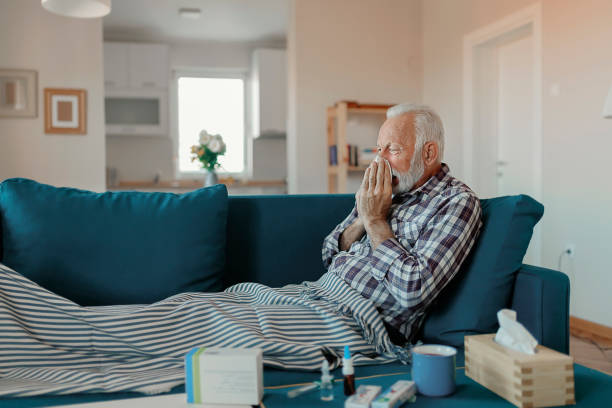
[{"x1": 422, "y1": 142, "x2": 439, "y2": 166}]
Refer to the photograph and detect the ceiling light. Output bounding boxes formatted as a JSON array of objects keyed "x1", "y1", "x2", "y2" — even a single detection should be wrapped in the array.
[
  {"x1": 41, "y1": 0, "x2": 111, "y2": 18},
  {"x1": 179, "y1": 8, "x2": 201, "y2": 19}
]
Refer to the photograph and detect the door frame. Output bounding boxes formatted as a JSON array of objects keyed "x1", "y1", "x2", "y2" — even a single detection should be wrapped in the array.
[{"x1": 462, "y1": 3, "x2": 543, "y2": 265}]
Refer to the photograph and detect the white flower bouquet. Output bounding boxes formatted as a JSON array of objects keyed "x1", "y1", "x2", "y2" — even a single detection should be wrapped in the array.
[{"x1": 191, "y1": 130, "x2": 227, "y2": 171}]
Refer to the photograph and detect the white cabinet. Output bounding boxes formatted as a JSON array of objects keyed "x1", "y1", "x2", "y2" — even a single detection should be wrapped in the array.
[
  {"x1": 103, "y1": 42, "x2": 169, "y2": 136},
  {"x1": 128, "y1": 44, "x2": 168, "y2": 88},
  {"x1": 105, "y1": 88, "x2": 167, "y2": 136},
  {"x1": 103, "y1": 42, "x2": 168, "y2": 89},
  {"x1": 251, "y1": 49, "x2": 286, "y2": 138},
  {"x1": 103, "y1": 43, "x2": 129, "y2": 88}
]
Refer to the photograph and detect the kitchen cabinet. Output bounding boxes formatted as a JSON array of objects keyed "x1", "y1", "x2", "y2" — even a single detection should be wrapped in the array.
[
  {"x1": 103, "y1": 42, "x2": 169, "y2": 136},
  {"x1": 103, "y1": 42, "x2": 168, "y2": 89},
  {"x1": 251, "y1": 48, "x2": 286, "y2": 138},
  {"x1": 103, "y1": 43, "x2": 129, "y2": 88},
  {"x1": 127, "y1": 43, "x2": 168, "y2": 89}
]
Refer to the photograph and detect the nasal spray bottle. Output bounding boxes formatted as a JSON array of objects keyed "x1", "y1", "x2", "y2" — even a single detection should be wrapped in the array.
[
  {"x1": 343, "y1": 345, "x2": 356, "y2": 396},
  {"x1": 320, "y1": 359, "x2": 334, "y2": 401}
]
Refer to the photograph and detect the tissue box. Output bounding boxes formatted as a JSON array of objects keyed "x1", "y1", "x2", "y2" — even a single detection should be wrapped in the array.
[
  {"x1": 465, "y1": 334, "x2": 574, "y2": 408},
  {"x1": 185, "y1": 347, "x2": 263, "y2": 405}
]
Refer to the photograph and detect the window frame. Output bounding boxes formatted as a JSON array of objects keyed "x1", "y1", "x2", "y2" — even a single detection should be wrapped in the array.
[{"x1": 170, "y1": 68, "x2": 252, "y2": 179}]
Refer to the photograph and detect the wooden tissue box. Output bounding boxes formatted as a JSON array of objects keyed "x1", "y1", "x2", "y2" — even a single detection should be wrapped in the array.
[{"x1": 465, "y1": 334, "x2": 574, "y2": 408}]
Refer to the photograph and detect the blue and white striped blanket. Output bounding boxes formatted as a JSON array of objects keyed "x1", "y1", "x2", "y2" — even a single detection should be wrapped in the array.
[{"x1": 0, "y1": 263, "x2": 408, "y2": 397}]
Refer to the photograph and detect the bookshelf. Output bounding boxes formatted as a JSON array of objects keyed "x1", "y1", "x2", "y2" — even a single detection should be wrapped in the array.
[{"x1": 327, "y1": 101, "x2": 393, "y2": 193}]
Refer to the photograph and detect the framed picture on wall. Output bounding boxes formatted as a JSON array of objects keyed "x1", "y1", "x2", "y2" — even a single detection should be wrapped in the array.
[
  {"x1": 0, "y1": 69, "x2": 37, "y2": 118},
  {"x1": 44, "y1": 88, "x2": 87, "y2": 134}
]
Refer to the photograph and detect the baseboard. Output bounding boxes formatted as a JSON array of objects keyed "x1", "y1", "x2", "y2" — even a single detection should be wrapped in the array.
[{"x1": 570, "y1": 316, "x2": 612, "y2": 348}]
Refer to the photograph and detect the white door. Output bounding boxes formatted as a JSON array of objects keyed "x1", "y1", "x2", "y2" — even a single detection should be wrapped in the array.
[
  {"x1": 496, "y1": 34, "x2": 539, "y2": 266},
  {"x1": 468, "y1": 25, "x2": 541, "y2": 266},
  {"x1": 497, "y1": 35, "x2": 539, "y2": 265},
  {"x1": 497, "y1": 36, "x2": 534, "y2": 198}
]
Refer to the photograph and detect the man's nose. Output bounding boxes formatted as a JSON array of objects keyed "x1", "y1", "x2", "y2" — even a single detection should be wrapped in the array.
[{"x1": 377, "y1": 151, "x2": 390, "y2": 162}]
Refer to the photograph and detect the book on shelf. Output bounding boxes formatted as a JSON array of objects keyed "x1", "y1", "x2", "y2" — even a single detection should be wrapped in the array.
[
  {"x1": 329, "y1": 145, "x2": 338, "y2": 165},
  {"x1": 329, "y1": 145, "x2": 378, "y2": 167},
  {"x1": 359, "y1": 147, "x2": 377, "y2": 167},
  {"x1": 346, "y1": 144, "x2": 359, "y2": 166}
]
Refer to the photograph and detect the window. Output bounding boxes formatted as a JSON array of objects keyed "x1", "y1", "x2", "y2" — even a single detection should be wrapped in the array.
[{"x1": 177, "y1": 75, "x2": 245, "y2": 174}]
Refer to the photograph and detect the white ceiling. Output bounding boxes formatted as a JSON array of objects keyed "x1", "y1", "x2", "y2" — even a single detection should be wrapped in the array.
[{"x1": 103, "y1": 0, "x2": 288, "y2": 44}]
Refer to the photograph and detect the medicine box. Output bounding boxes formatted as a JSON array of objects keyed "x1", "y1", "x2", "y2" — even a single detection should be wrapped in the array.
[
  {"x1": 465, "y1": 334, "x2": 574, "y2": 408},
  {"x1": 371, "y1": 380, "x2": 415, "y2": 408},
  {"x1": 185, "y1": 347, "x2": 263, "y2": 405}
]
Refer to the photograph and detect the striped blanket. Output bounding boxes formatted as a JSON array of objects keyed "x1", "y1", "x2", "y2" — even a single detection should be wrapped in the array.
[{"x1": 0, "y1": 263, "x2": 408, "y2": 397}]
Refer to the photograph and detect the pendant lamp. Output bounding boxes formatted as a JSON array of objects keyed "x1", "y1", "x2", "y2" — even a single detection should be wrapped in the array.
[{"x1": 41, "y1": 0, "x2": 111, "y2": 18}]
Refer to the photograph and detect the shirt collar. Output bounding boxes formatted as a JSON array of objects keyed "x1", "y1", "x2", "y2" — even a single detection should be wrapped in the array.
[{"x1": 392, "y1": 163, "x2": 451, "y2": 202}]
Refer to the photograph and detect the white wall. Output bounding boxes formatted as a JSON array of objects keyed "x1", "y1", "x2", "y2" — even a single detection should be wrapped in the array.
[
  {"x1": 0, "y1": 0, "x2": 105, "y2": 191},
  {"x1": 287, "y1": 0, "x2": 423, "y2": 193},
  {"x1": 422, "y1": 0, "x2": 612, "y2": 326}
]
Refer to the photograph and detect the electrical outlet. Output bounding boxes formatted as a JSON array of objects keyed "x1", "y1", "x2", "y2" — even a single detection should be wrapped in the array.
[{"x1": 564, "y1": 244, "x2": 575, "y2": 258}]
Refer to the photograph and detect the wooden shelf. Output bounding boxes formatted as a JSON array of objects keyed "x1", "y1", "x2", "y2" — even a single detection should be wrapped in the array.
[
  {"x1": 327, "y1": 101, "x2": 392, "y2": 193},
  {"x1": 347, "y1": 107, "x2": 389, "y2": 114},
  {"x1": 328, "y1": 165, "x2": 368, "y2": 174}
]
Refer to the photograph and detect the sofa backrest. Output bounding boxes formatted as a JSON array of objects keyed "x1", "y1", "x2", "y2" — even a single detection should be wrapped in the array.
[{"x1": 224, "y1": 194, "x2": 355, "y2": 288}]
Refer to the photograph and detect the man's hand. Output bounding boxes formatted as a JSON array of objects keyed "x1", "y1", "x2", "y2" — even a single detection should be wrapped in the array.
[
  {"x1": 357, "y1": 160, "x2": 393, "y2": 228},
  {"x1": 357, "y1": 160, "x2": 395, "y2": 250}
]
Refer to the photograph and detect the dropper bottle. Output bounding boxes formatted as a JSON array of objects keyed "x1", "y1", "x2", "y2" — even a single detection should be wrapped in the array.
[
  {"x1": 342, "y1": 345, "x2": 355, "y2": 396},
  {"x1": 320, "y1": 359, "x2": 334, "y2": 401}
]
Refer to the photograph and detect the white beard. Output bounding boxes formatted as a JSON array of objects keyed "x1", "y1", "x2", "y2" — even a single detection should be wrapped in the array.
[{"x1": 392, "y1": 151, "x2": 425, "y2": 195}]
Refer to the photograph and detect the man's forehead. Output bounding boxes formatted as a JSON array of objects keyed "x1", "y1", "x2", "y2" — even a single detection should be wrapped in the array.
[{"x1": 378, "y1": 113, "x2": 416, "y2": 145}]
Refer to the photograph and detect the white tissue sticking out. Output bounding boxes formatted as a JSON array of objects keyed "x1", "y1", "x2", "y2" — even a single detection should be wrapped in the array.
[
  {"x1": 374, "y1": 155, "x2": 393, "y2": 173},
  {"x1": 494, "y1": 309, "x2": 538, "y2": 354}
]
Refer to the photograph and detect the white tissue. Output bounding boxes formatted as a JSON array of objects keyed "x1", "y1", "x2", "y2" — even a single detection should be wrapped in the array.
[
  {"x1": 374, "y1": 155, "x2": 392, "y2": 173},
  {"x1": 494, "y1": 309, "x2": 538, "y2": 354}
]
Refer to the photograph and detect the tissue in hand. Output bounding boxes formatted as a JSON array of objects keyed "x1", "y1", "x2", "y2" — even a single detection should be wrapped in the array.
[{"x1": 494, "y1": 309, "x2": 538, "y2": 354}]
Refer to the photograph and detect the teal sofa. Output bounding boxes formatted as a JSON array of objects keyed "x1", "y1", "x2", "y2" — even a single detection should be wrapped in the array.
[{"x1": 0, "y1": 182, "x2": 576, "y2": 407}]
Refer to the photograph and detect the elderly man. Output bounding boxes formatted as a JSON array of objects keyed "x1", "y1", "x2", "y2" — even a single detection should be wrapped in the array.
[{"x1": 322, "y1": 104, "x2": 483, "y2": 345}]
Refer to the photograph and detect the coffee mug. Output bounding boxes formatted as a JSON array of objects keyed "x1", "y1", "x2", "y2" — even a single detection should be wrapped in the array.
[{"x1": 411, "y1": 344, "x2": 457, "y2": 397}]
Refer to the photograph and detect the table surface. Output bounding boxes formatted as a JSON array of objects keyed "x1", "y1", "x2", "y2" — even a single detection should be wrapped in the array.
[
  {"x1": 261, "y1": 363, "x2": 611, "y2": 408},
  {"x1": 3, "y1": 363, "x2": 610, "y2": 408}
]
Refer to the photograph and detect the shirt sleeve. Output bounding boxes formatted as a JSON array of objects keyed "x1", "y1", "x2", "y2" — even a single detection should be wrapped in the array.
[
  {"x1": 322, "y1": 205, "x2": 359, "y2": 269},
  {"x1": 368, "y1": 193, "x2": 482, "y2": 309}
]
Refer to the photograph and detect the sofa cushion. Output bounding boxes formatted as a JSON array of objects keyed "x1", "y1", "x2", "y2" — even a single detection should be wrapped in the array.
[
  {"x1": 0, "y1": 178, "x2": 227, "y2": 306},
  {"x1": 419, "y1": 194, "x2": 544, "y2": 347}
]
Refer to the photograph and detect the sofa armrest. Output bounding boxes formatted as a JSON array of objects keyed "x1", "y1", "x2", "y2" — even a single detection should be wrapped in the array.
[{"x1": 510, "y1": 264, "x2": 570, "y2": 354}]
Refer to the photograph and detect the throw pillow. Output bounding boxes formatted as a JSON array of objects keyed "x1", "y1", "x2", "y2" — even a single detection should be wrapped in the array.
[
  {"x1": 0, "y1": 178, "x2": 227, "y2": 305},
  {"x1": 419, "y1": 194, "x2": 544, "y2": 347}
]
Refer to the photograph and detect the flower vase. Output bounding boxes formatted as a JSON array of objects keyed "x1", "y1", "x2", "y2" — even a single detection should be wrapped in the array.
[{"x1": 204, "y1": 169, "x2": 218, "y2": 187}]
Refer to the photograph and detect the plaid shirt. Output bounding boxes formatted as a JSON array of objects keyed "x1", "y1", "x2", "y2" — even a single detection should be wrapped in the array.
[{"x1": 322, "y1": 163, "x2": 482, "y2": 343}]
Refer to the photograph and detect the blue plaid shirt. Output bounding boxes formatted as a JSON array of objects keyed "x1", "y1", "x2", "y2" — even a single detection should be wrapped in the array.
[{"x1": 322, "y1": 163, "x2": 482, "y2": 343}]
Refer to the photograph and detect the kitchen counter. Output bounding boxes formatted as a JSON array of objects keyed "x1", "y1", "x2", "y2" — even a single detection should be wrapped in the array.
[{"x1": 107, "y1": 178, "x2": 287, "y2": 195}]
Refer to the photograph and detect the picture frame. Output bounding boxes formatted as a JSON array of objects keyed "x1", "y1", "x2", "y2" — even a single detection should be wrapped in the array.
[
  {"x1": 0, "y1": 69, "x2": 37, "y2": 118},
  {"x1": 44, "y1": 88, "x2": 87, "y2": 134}
]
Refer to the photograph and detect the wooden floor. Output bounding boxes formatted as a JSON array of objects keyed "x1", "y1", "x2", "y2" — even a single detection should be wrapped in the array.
[{"x1": 570, "y1": 334, "x2": 612, "y2": 375}]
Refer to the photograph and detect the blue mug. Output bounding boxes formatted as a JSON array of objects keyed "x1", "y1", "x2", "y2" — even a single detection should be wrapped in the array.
[{"x1": 411, "y1": 344, "x2": 457, "y2": 397}]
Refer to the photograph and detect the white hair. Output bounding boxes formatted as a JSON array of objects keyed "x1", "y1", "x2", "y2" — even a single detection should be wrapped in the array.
[{"x1": 386, "y1": 103, "x2": 445, "y2": 160}]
